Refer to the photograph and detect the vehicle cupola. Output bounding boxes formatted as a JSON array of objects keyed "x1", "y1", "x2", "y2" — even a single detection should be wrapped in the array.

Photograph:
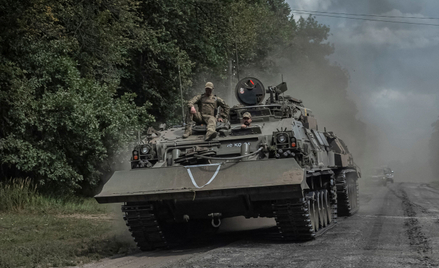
[{"x1": 235, "y1": 77, "x2": 266, "y2": 106}]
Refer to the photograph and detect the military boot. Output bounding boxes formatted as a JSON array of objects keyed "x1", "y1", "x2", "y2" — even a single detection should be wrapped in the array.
[
  {"x1": 205, "y1": 130, "x2": 218, "y2": 141},
  {"x1": 182, "y1": 124, "x2": 192, "y2": 138}
]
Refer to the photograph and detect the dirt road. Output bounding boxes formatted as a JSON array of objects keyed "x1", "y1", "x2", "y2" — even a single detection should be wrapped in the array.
[{"x1": 76, "y1": 182, "x2": 439, "y2": 267}]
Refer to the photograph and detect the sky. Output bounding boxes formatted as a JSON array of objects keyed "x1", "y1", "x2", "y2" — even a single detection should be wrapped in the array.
[{"x1": 286, "y1": 0, "x2": 439, "y2": 168}]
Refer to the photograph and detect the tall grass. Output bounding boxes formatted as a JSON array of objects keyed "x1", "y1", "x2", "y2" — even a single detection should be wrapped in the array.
[
  {"x1": 0, "y1": 178, "x2": 105, "y2": 214},
  {"x1": 0, "y1": 179, "x2": 125, "y2": 268},
  {"x1": 0, "y1": 178, "x2": 39, "y2": 211}
]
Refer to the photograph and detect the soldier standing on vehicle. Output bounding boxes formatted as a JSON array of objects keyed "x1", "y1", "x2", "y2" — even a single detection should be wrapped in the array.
[
  {"x1": 241, "y1": 112, "x2": 252, "y2": 129},
  {"x1": 183, "y1": 82, "x2": 230, "y2": 141}
]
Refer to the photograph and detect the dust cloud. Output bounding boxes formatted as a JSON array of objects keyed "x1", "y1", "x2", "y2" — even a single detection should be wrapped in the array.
[
  {"x1": 210, "y1": 21, "x2": 438, "y2": 186},
  {"x1": 105, "y1": 203, "x2": 137, "y2": 247},
  {"x1": 291, "y1": 1, "x2": 439, "y2": 183}
]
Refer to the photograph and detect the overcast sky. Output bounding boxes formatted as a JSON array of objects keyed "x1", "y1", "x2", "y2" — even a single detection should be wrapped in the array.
[{"x1": 286, "y1": 0, "x2": 439, "y2": 165}]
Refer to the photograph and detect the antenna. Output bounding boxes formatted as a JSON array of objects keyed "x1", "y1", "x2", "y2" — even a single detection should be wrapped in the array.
[
  {"x1": 281, "y1": 74, "x2": 285, "y2": 104},
  {"x1": 235, "y1": 42, "x2": 240, "y2": 81},
  {"x1": 231, "y1": 16, "x2": 240, "y2": 81},
  {"x1": 178, "y1": 65, "x2": 185, "y2": 125}
]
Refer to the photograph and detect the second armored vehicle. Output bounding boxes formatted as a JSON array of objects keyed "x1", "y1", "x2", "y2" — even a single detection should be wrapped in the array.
[{"x1": 95, "y1": 77, "x2": 361, "y2": 250}]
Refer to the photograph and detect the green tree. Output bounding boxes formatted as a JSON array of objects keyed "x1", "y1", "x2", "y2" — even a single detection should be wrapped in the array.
[
  {"x1": 0, "y1": 0, "x2": 369, "y2": 194},
  {"x1": 0, "y1": 0, "x2": 152, "y2": 193},
  {"x1": 119, "y1": 0, "x2": 297, "y2": 117}
]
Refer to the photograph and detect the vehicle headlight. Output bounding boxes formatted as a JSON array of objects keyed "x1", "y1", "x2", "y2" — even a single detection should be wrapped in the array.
[
  {"x1": 141, "y1": 146, "x2": 149, "y2": 154},
  {"x1": 277, "y1": 134, "x2": 287, "y2": 143}
]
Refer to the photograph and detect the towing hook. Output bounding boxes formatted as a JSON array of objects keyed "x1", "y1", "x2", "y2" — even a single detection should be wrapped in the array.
[{"x1": 208, "y1": 213, "x2": 222, "y2": 228}]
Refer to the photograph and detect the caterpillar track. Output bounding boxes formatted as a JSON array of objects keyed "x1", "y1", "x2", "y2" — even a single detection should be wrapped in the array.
[
  {"x1": 272, "y1": 198, "x2": 315, "y2": 241},
  {"x1": 273, "y1": 176, "x2": 339, "y2": 241},
  {"x1": 120, "y1": 172, "x2": 358, "y2": 248},
  {"x1": 337, "y1": 171, "x2": 360, "y2": 216},
  {"x1": 122, "y1": 203, "x2": 168, "y2": 251}
]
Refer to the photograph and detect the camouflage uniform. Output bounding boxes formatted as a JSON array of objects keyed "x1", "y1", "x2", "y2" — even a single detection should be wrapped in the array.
[
  {"x1": 242, "y1": 112, "x2": 251, "y2": 119},
  {"x1": 183, "y1": 82, "x2": 229, "y2": 140}
]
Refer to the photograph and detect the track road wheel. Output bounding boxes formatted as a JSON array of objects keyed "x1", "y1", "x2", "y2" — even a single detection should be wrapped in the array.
[
  {"x1": 312, "y1": 193, "x2": 320, "y2": 233},
  {"x1": 308, "y1": 198, "x2": 318, "y2": 233},
  {"x1": 320, "y1": 190, "x2": 328, "y2": 228},
  {"x1": 314, "y1": 191, "x2": 323, "y2": 229},
  {"x1": 324, "y1": 189, "x2": 332, "y2": 225}
]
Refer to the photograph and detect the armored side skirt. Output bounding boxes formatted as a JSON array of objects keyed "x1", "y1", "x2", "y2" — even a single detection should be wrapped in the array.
[{"x1": 95, "y1": 158, "x2": 306, "y2": 203}]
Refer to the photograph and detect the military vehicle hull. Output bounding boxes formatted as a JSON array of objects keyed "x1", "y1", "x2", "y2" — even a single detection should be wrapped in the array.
[
  {"x1": 97, "y1": 159, "x2": 358, "y2": 249},
  {"x1": 95, "y1": 158, "x2": 306, "y2": 204},
  {"x1": 95, "y1": 77, "x2": 360, "y2": 250}
]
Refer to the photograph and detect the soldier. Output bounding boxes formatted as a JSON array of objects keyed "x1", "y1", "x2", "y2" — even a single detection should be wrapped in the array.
[
  {"x1": 183, "y1": 82, "x2": 230, "y2": 140},
  {"x1": 241, "y1": 112, "x2": 252, "y2": 129}
]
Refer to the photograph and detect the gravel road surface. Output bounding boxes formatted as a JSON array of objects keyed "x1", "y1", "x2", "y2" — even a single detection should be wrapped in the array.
[{"x1": 76, "y1": 181, "x2": 439, "y2": 268}]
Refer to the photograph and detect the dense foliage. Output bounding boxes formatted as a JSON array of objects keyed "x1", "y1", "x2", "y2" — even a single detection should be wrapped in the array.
[
  {"x1": 0, "y1": 0, "x2": 152, "y2": 193},
  {"x1": 0, "y1": 0, "x2": 365, "y2": 194}
]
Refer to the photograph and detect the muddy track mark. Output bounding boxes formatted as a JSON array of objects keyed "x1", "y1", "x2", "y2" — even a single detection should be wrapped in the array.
[
  {"x1": 400, "y1": 189, "x2": 435, "y2": 267},
  {"x1": 361, "y1": 190, "x2": 388, "y2": 251},
  {"x1": 388, "y1": 185, "x2": 429, "y2": 214}
]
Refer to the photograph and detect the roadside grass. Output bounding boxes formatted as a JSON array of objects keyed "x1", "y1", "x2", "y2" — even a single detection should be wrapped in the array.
[
  {"x1": 0, "y1": 179, "x2": 136, "y2": 268},
  {"x1": 0, "y1": 178, "x2": 106, "y2": 214}
]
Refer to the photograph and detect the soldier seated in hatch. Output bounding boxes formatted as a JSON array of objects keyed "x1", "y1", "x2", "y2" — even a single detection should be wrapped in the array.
[
  {"x1": 241, "y1": 112, "x2": 252, "y2": 129},
  {"x1": 183, "y1": 82, "x2": 230, "y2": 141}
]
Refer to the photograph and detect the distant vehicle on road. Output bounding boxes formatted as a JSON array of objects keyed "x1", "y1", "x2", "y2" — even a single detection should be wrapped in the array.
[{"x1": 370, "y1": 166, "x2": 394, "y2": 186}]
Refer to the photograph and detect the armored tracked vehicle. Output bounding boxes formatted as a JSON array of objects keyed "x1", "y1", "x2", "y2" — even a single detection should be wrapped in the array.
[{"x1": 95, "y1": 77, "x2": 361, "y2": 250}]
